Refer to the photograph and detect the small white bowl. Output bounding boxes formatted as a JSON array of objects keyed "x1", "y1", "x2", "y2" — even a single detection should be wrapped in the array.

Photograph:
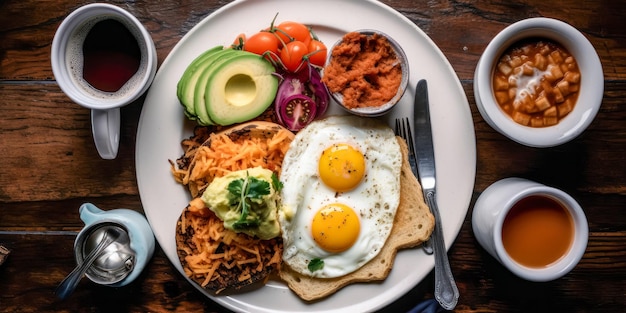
[
  {"x1": 474, "y1": 17, "x2": 603, "y2": 147},
  {"x1": 325, "y1": 29, "x2": 409, "y2": 117}
]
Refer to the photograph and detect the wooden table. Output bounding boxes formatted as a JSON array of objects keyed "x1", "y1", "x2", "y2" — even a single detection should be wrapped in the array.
[{"x1": 1, "y1": 1, "x2": 624, "y2": 312}]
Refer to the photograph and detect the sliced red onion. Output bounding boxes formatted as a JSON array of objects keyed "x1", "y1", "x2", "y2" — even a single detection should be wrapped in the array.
[
  {"x1": 308, "y1": 66, "x2": 329, "y2": 117},
  {"x1": 274, "y1": 64, "x2": 329, "y2": 131}
]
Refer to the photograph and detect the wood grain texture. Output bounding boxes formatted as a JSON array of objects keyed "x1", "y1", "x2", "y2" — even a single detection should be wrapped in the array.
[{"x1": 0, "y1": 0, "x2": 624, "y2": 312}]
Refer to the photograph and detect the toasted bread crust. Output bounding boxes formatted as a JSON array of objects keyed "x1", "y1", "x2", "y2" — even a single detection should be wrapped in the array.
[
  {"x1": 176, "y1": 206, "x2": 281, "y2": 293},
  {"x1": 277, "y1": 136, "x2": 435, "y2": 301}
]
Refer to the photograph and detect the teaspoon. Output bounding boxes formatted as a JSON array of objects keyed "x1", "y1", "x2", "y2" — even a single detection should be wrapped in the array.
[{"x1": 55, "y1": 226, "x2": 120, "y2": 300}]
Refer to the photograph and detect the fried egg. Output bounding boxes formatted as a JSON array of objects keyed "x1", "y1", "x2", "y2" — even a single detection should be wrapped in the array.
[{"x1": 279, "y1": 115, "x2": 402, "y2": 278}]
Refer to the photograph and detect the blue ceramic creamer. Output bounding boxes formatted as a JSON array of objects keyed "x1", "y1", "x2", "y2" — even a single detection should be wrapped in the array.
[{"x1": 75, "y1": 203, "x2": 155, "y2": 286}]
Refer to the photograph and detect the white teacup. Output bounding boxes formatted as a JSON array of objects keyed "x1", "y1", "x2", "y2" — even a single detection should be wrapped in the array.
[
  {"x1": 51, "y1": 3, "x2": 157, "y2": 159},
  {"x1": 472, "y1": 177, "x2": 588, "y2": 282}
]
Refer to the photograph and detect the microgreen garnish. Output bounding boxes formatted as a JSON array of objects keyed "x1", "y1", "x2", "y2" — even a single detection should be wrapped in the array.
[
  {"x1": 227, "y1": 172, "x2": 270, "y2": 229},
  {"x1": 308, "y1": 258, "x2": 324, "y2": 272},
  {"x1": 271, "y1": 172, "x2": 283, "y2": 192}
]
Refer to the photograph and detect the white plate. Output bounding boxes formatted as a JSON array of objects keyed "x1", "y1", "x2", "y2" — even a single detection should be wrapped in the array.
[{"x1": 136, "y1": 0, "x2": 476, "y2": 312}]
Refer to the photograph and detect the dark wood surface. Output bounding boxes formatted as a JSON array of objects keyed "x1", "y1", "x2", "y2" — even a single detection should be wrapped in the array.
[{"x1": 1, "y1": 0, "x2": 625, "y2": 312}]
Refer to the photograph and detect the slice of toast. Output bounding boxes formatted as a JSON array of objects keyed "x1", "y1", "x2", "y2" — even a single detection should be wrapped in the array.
[
  {"x1": 176, "y1": 205, "x2": 281, "y2": 293},
  {"x1": 174, "y1": 121, "x2": 293, "y2": 293},
  {"x1": 278, "y1": 136, "x2": 435, "y2": 301}
]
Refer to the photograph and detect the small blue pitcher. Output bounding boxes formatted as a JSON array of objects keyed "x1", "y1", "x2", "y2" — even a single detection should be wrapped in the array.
[{"x1": 74, "y1": 203, "x2": 155, "y2": 286}]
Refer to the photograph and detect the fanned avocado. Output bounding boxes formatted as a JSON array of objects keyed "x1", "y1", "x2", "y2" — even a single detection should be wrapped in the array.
[
  {"x1": 193, "y1": 49, "x2": 240, "y2": 125},
  {"x1": 177, "y1": 46, "x2": 223, "y2": 120},
  {"x1": 205, "y1": 53, "x2": 278, "y2": 125},
  {"x1": 176, "y1": 47, "x2": 278, "y2": 126}
]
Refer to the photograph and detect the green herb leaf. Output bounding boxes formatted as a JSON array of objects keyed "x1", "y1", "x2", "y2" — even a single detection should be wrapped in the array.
[
  {"x1": 247, "y1": 176, "x2": 271, "y2": 199},
  {"x1": 271, "y1": 172, "x2": 283, "y2": 191},
  {"x1": 233, "y1": 219, "x2": 261, "y2": 229},
  {"x1": 227, "y1": 178, "x2": 245, "y2": 201},
  {"x1": 308, "y1": 258, "x2": 324, "y2": 272},
  {"x1": 226, "y1": 172, "x2": 270, "y2": 229}
]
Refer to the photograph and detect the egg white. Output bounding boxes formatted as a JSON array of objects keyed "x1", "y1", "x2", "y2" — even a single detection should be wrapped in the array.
[{"x1": 279, "y1": 115, "x2": 402, "y2": 278}]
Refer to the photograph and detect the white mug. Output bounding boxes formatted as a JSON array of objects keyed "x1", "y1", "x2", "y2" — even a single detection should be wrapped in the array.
[
  {"x1": 472, "y1": 177, "x2": 588, "y2": 282},
  {"x1": 51, "y1": 3, "x2": 157, "y2": 159}
]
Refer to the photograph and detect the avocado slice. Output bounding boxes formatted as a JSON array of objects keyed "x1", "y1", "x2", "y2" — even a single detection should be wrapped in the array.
[
  {"x1": 193, "y1": 49, "x2": 241, "y2": 125},
  {"x1": 177, "y1": 46, "x2": 223, "y2": 119},
  {"x1": 205, "y1": 53, "x2": 278, "y2": 125}
]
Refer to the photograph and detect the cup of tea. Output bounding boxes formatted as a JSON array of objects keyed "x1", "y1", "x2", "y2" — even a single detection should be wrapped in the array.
[
  {"x1": 51, "y1": 3, "x2": 157, "y2": 159},
  {"x1": 472, "y1": 177, "x2": 588, "y2": 282}
]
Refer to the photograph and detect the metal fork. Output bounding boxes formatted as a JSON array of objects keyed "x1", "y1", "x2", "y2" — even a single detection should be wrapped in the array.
[
  {"x1": 395, "y1": 118, "x2": 433, "y2": 255},
  {"x1": 395, "y1": 117, "x2": 459, "y2": 310}
]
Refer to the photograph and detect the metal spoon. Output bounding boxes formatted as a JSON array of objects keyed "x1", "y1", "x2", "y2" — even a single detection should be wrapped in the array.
[
  {"x1": 55, "y1": 226, "x2": 120, "y2": 300},
  {"x1": 89, "y1": 227, "x2": 135, "y2": 283}
]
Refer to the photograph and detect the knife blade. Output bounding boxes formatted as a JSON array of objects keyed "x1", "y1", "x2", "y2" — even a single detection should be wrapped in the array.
[{"x1": 413, "y1": 79, "x2": 459, "y2": 310}]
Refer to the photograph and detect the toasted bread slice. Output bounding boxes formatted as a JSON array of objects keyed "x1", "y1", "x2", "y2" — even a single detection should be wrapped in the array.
[
  {"x1": 176, "y1": 204, "x2": 281, "y2": 293},
  {"x1": 278, "y1": 136, "x2": 435, "y2": 301},
  {"x1": 174, "y1": 122, "x2": 293, "y2": 293}
]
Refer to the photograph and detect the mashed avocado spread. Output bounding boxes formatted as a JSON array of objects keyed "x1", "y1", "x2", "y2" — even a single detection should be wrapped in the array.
[{"x1": 201, "y1": 167, "x2": 281, "y2": 240}]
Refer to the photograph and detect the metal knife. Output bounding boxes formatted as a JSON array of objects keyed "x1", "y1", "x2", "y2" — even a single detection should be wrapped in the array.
[{"x1": 413, "y1": 79, "x2": 459, "y2": 310}]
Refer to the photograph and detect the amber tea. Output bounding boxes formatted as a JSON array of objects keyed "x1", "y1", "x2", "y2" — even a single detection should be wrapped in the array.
[{"x1": 501, "y1": 195, "x2": 574, "y2": 268}]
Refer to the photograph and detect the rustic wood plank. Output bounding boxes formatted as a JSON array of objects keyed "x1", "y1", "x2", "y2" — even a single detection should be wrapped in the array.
[
  {"x1": 0, "y1": 196, "x2": 144, "y2": 231},
  {"x1": 388, "y1": 0, "x2": 626, "y2": 79},
  {"x1": 0, "y1": 83, "x2": 141, "y2": 203},
  {"x1": 0, "y1": 0, "x2": 230, "y2": 80},
  {"x1": 1, "y1": 0, "x2": 625, "y2": 80},
  {"x1": 0, "y1": 233, "x2": 222, "y2": 312}
]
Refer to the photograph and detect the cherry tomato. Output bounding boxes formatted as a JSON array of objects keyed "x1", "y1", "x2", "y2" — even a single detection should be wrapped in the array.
[
  {"x1": 232, "y1": 33, "x2": 246, "y2": 49},
  {"x1": 307, "y1": 39, "x2": 327, "y2": 67},
  {"x1": 244, "y1": 31, "x2": 279, "y2": 57},
  {"x1": 280, "y1": 41, "x2": 308, "y2": 72},
  {"x1": 274, "y1": 21, "x2": 311, "y2": 46},
  {"x1": 278, "y1": 94, "x2": 317, "y2": 131}
]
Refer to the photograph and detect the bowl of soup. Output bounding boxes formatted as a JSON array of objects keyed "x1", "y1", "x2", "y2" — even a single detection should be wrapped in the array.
[{"x1": 474, "y1": 17, "x2": 603, "y2": 147}]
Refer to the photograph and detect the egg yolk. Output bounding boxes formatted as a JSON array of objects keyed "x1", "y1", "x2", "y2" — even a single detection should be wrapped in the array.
[
  {"x1": 318, "y1": 143, "x2": 365, "y2": 192},
  {"x1": 311, "y1": 203, "x2": 360, "y2": 253}
]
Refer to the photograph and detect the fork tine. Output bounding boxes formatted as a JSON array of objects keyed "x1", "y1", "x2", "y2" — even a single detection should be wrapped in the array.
[
  {"x1": 394, "y1": 117, "x2": 415, "y2": 157},
  {"x1": 402, "y1": 117, "x2": 416, "y2": 157},
  {"x1": 394, "y1": 118, "x2": 401, "y2": 136}
]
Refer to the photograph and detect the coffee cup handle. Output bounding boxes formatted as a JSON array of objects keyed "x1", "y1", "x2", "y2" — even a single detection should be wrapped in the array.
[{"x1": 91, "y1": 108, "x2": 120, "y2": 160}]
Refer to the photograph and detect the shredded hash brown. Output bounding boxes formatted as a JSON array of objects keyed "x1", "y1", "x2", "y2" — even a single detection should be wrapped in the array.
[
  {"x1": 177, "y1": 198, "x2": 282, "y2": 293},
  {"x1": 171, "y1": 124, "x2": 293, "y2": 198},
  {"x1": 171, "y1": 122, "x2": 294, "y2": 293}
]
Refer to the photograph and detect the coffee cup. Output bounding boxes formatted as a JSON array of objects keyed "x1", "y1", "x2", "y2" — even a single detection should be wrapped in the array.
[
  {"x1": 472, "y1": 177, "x2": 588, "y2": 282},
  {"x1": 51, "y1": 3, "x2": 157, "y2": 159}
]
